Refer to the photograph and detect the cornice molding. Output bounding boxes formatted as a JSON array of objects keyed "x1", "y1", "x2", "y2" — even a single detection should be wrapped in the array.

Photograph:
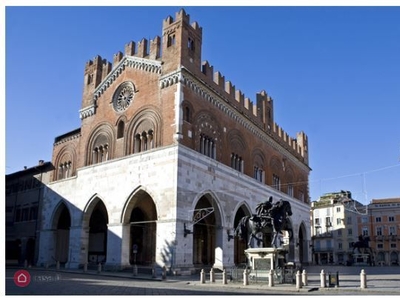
[
  {"x1": 79, "y1": 104, "x2": 96, "y2": 120},
  {"x1": 54, "y1": 132, "x2": 81, "y2": 146}
]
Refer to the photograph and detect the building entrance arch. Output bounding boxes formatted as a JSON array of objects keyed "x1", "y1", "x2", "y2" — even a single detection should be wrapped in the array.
[
  {"x1": 191, "y1": 194, "x2": 222, "y2": 268},
  {"x1": 233, "y1": 205, "x2": 250, "y2": 266},
  {"x1": 53, "y1": 203, "x2": 71, "y2": 265},
  {"x1": 122, "y1": 189, "x2": 158, "y2": 266},
  {"x1": 87, "y1": 201, "x2": 108, "y2": 265}
]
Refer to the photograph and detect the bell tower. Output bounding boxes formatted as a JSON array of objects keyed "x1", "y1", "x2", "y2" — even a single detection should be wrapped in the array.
[{"x1": 161, "y1": 9, "x2": 203, "y2": 75}]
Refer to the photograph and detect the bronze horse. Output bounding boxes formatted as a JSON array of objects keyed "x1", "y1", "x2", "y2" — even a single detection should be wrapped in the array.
[
  {"x1": 234, "y1": 199, "x2": 293, "y2": 248},
  {"x1": 352, "y1": 235, "x2": 372, "y2": 254}
]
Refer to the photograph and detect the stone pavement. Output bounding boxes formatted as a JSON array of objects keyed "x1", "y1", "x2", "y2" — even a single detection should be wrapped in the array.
[{"x1": 6, "y1": 264, "x2": 400, "y2": 295}]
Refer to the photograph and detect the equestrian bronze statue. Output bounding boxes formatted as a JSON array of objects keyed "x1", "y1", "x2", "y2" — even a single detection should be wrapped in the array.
[
  {"x1": 234, "y1": 198, "x2": 293, "y2": 248},
  {"x1": 352, "y1": 235, "x2": 372, "y2": 254},
  {"x1": 351, "y1": 235, "x2": 374, "y2": 266}
]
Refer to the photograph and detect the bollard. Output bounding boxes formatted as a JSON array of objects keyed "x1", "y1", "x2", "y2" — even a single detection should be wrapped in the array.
[
  {"x1": 302, "y1": 269, "x2": 308, "y2": 286},
  {"x1": 296, "y1": 270, "x2": 302, "y2": 289},
  {"x1": 209, "y1": 268, "x2": 215, "y2": 283},
  {"x1": 243, "y1": 269, "x2": 249, "y2": 286},
  {"x1": 336, "y1": 271, "x2": 340, "y2": 287},
  {"x1": 162, "y1": 266, "x2": 167, "y2": 280},
  {"x1": 152, "y1": 265, "x2": 156, "y2": 278},
  {"x1": 222, "y1": 269, "x2": 227, "y2": 284},
  {"x1": 132, "y1": 264, "x2": 138, "y2": 276},
  {"x1": 97, "y1": 263, "x2": 101, "y2": 273},
  {"x1": 200, "y1": 269, "x2": 205, "y2": 284},
  {"x1": 83, "y1": 263, "x2": 88, "y2": 273},
  {"x1": 268, "y1": 269, "x2": 274, "y2": 287},
  {"x1": 360, "y1": 269, "x2": 367, "y2": 289},
  {"x1": 56, "y1": 261, "x2": 60, "y2": 270},
  {"x1": 320, "y1": 269, "x2": 326, "y2": 288}
]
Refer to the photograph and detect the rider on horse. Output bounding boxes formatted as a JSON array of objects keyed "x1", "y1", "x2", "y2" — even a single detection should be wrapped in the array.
[
  {"x1": 269, "y1": 199, "x2": 285, "y2": 233},
  {"x1": 254, "y1": 196, "x2": 273, "y2": 227},
  {"x1": 255, "y1": 196, "x2": 273, "y2": 217}
]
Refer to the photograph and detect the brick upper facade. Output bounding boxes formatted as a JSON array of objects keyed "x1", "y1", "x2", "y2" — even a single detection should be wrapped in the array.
[{"x1": 51, "y1": 8, "x2": 310, "y2": 203}]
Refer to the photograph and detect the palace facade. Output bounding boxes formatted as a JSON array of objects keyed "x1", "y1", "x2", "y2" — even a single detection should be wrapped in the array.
[{"x1": 33, "y1": 9, "x2": 311, "y2": 274}]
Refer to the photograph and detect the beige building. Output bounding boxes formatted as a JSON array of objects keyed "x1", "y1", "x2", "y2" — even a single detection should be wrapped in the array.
[
  {"x1": 310, "y1": 191, "x2": 367, "y2": 265},
  {"x1": 21, "y1": 9, "x2": 312, "y2": 274}
]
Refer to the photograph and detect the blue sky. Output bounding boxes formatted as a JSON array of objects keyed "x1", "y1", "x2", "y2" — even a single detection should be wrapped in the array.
[{"x1": 4, "y1": 5, "x2": 400, "y2": 203}]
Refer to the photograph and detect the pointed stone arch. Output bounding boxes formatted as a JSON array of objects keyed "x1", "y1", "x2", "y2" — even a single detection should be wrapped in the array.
[
  {"x1": 232, "y1": 202, "x2": 252, "y2": 265},
  {"x1": 190, "y1": 191, "x2": 223, "y2": 269},
  {"x1": 51, "y1": 201, "x2": 72, "y2": 265},
  {"x1": 296, "y1": 221, "x2": 308, "y2": 264},
  {"x1": 121, "y1": 187, "x2": 158, "y2": 266},
  {"x1": 82, "y1": 196, "x2": 109, "y2": 265}
]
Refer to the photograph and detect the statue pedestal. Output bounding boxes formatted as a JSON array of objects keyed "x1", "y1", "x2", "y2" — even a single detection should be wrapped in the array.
[
  {"x1": 245, "y1": 246, "x2": 289, "y2": 271},
  {"x1": 353, "y1": 253, "x2": 371, "y2": 266},
  {"x1": 244, "y1": 246, "x2": 293, "y2": 283}
]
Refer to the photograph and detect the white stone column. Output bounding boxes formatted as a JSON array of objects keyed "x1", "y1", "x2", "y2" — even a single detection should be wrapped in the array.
[
  {"x1": 37, "y1": 229, "x2": 56, "y2": 267},
  {"x1": 106, "y1": 223, "x2": 129, "y2": 267},
  {"x1": 213, "y1": 226, "x2": 235, "y2": 270},
  {"x1": 173, "y1": 73, "x2": 184, "y2": 142},
  {"x1": 67, "y1": 225, "x2": 86, "y2": 269},
  {"x1": 79, "y1": 226, "x2": 90, "y2": 266}
]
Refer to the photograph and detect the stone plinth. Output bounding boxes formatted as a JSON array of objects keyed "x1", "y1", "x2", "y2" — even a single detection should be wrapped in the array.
[
  {"x1": 353, "y1": 253, "x2": 372, "y2": 266},
  {"x1": 245, "y1": 246, "x2": 289, "y2": 271}
]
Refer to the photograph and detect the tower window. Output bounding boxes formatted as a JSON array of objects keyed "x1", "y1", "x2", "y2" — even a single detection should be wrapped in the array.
[
  {"x1": 188, "y1": 37, "x2": 195, "y2": 51},
  {"x1": 167, "y1": 34, "x2": 176, "y2": 47},
  {"x1": 87, "y1": 74, "x2": 93, "y2": 85}
]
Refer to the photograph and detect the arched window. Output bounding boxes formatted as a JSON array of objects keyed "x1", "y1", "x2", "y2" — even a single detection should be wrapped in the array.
[
  {"x1": 184, "y1": 107, "x2": 191, "y2": 122},
  {"x1": 133, "y1": 129, "x2": 154, "y2": 153},
  {"x1": 92, "y1": 144, "x2": 109, "y2": 164},
  {"x1": 253, "y1": 166, "x2": 264, "y2": 182},
  {"x1": 117, "y1": 121, "x2": 125, "y2": 139},
  {"x1": 231, "y1": 153, "x2": 243, "y2": 172},
  {"x1": 58, "y1": 161, "x2": 72, "y2": 180},
  {"x1": 199, "y1": 133, "x2": 216, "y2": 159},
  {"x1": 167, "y1": 34, "x2": 176, "y2": 47}
]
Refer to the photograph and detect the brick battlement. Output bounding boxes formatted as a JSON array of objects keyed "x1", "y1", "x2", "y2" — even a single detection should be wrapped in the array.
[{"x1": 198, "y1": 60, "x2": 308, "y2": 162}]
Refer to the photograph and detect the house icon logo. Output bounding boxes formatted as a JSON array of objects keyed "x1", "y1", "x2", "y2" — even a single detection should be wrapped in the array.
[{"x1": 13, "y1": 270, "x2": 31, "y2": 287}]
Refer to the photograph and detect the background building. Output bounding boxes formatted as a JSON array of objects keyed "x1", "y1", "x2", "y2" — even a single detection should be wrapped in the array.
[
  {"x1": 310, "y1": 191, "x2": 367, "y2": 265},
  {"x1": 360, "y1": 198, "x2": 400, "y2": 266},
  {"x1": 5, "y1": 160, "x2": 53, "y2": 267},
  {"x1": 9, "y1": 9, "x2": 312, "y2": 274}
]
